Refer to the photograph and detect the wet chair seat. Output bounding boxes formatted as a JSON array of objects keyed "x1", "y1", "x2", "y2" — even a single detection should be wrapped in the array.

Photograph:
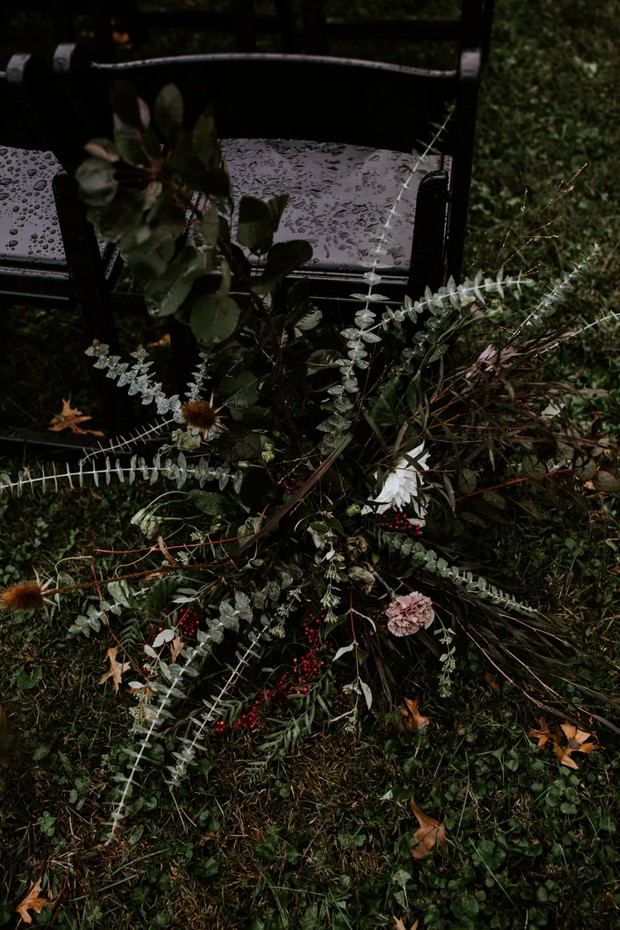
[
  {"x1": 219, "y1": 137, "x2": 448, "y2": 304},
  {"x1": 56, "y1": 49, "x2": 477, "y2": 305},
  {"x1": 0, "y1": 148, "x2": 119, "y2": 305}
]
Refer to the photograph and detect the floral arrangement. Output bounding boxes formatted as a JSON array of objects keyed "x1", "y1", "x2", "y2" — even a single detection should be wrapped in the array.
[{"x1": 1, "y1": 81, "x2": 618, "y2": 838}]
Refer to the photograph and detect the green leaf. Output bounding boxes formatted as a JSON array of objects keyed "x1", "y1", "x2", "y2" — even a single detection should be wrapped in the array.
[
  {"x1": 86, "y1": 187, "x2": 147, "y2": 242},
  {"x1": 120, "y1": 223, "x2": 176, "y2": 277},
  {"x1": 369, "y1": 378, "x2": 402, "y2": 429},
  {"x1": 113, "y1": 120, "x2": 160, "y2": 167},
  {"x1": 187, "y1": 491, "x2": 232, "y2": 516},
  {"x1": 219, "y1": 369, "x2": 260, "y2": 410},
  {"x1": 76, "y1": 157, "x2": 119, "y2": 207},
  {"x1": 251, "y1": 240, "x2": 313, "y2": 296},
  {"x1": 154, "y1": 83, "x2": 184, "y2": 140},
  {"x1": 144, "y1": 247, "x2": 215, "y2": 316},
  {"x1": 14, "y1": 666, "x2": 43, "y2": 690},
  {"x1": 192, "y1": 109, "x2": 222, "y2": 172},
  {"x1": 110, "y1": 79, "x2": 149, "y2": 129},
  {"x1": 237, "y1": 194, "x2": 289, "y2": 253},
  {"x1": 190, "y1": 293, "x2": 240, "y2": 347}
]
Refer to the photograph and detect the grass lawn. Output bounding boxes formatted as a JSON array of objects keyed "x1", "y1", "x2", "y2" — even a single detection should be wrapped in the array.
[{"x1": 0, "y1": 2, "x2": 618, "y2": 928}]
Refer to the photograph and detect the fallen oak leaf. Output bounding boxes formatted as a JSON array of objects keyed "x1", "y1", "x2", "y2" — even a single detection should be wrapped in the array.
[
  {"x1": 392, "y1": 918, "x2": 419, "y2": 930},
  {"x1": 554, "y1": 722, "x2": 599, "y2": 769},
  {"x1": 400, "y1": 696, "x2": 429, "y2": 730},
  {"x1": 409, "y1": 799, "x2": 447, "y2": 859},
  {"x1": 15, "y1": 878, "x2": 57, "y2": 924},
  {"x1": 99, "y1": 647, "x2": 131, "y2": 692},
  {"x1": 49, "y1": 397, "x2": 104, "y2": 436},
  {"x1": 529, "y1": 716, "x2": 554, "y2": 748}
]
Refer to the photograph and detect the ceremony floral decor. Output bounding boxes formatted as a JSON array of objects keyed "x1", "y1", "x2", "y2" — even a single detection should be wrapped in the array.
[{"x1": 1, "y1": 82, "x2": 618, "y2": 838}]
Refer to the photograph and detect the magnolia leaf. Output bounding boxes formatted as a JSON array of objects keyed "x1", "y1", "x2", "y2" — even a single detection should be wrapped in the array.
[
  {"x1": 237, "y1": 194, "x2": 289, "y2": 253},
  {"x1": 75, "y1": 156, "x2": 119, "y2": 206},
  {"x1": 14, "y1": 878, "x2": 57, "y2": 924},
  {"x1": 120, "y1": 223, "x2": 176, "y2": 277},
  {"x1": 251, "y1": 240, "x2": 313, "y2": 296},
  {"x1": 409, "y1": 799, "x2": 447, "y2": 859},
  {"x1": 144, "y1": 246, "x2": 213, "y2": 317},
  {"x1": 190, "y1": 294, "x2": 240, "y2": 347},
  {"x1": 110, "y1": 79, "x2": 149, "y2": 129},
  {"x1": 99, "y1": 647, "x2": 131, "y2": 692},
  {"x1": 400, "y1": 696, "x2": 429, "y2": 730},
  {"x1": 154, "y1": 83, "x2": 184, "y2": 138},
  {"x1": 49, "y1": 398, "x2": 104, "y2": 436}
]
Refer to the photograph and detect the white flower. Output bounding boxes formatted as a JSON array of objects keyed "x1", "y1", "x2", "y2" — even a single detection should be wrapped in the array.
[{"x1": 361, "y1": 442, "x2": 430, "y2": 522}]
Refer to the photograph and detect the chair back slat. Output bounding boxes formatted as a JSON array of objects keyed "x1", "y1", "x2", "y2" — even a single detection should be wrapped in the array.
[{"x1": 53, "y1": 47, "x2": 461, "y2": 160}]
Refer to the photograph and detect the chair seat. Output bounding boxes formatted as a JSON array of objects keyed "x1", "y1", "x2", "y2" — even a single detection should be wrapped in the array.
[
  {"x1": 0, "y1": 145, "x2": 118, "y2": 302},
  {"x1": 221, "y1": 139, "x2": 447, "y2": 300},
  {"x1": 1, "y1": 138, "x2": 446, "y2": 306}
]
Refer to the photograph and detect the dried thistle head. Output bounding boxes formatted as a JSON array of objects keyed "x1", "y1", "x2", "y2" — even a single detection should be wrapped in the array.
[
  {"x1": 0, "y1": 576, "x2": 52, "y2": 613},
  {"x1": 180, "y1": 394, "x2": 225, "y2": 439}
]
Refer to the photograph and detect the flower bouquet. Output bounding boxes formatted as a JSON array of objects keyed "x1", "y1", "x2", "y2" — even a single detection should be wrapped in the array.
[{"x1": 1, "y1": 81, "x2": 618, "y2": 837}]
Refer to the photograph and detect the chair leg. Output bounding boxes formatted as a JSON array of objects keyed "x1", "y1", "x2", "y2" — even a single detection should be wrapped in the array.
[
  {"x1": 52, "y1": 170, "x2": 134, "y2": 434},
  {"x1": 407, "y1": 170, "x2": 449, "y2": 300}
]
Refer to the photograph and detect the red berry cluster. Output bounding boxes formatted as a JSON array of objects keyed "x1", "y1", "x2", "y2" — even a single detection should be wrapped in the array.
[
  {"x1": 145, "y1": 606, "x2": 202, "y2": 647},
  {"x1": 378, "y1": 510, "x2": 422, "y2": 535},
  {"x1": 176, "y1": 607, "x2": 202, "y2": 638},
  {"x1": 214, "y1": 610, "x2": 328, "y2": 735}
]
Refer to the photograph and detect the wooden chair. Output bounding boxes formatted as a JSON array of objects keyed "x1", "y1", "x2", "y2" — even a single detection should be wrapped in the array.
[
  {"x1": 0, "y1": 53, "x2": 136, "y2": 451},
  {"x1": 300, "y1": 0, "x2": 494, "y2": 64},
  {"x1": 52, "y1": 40, "x2": 481, "y2": 307},
  {"x1": 0, "y1": 35, "x2": 481, "y2": 448}
]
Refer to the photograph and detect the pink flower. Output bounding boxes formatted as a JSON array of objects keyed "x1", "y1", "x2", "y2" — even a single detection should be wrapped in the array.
[{"x1": 385, "y1": 591, "x2": 434, "y2": 636}]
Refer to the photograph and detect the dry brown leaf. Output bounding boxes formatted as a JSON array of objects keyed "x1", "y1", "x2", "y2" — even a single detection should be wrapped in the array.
[
  {"x1": 49, "y1": 397, "x2": 104, "y2": 436},
  {"x1": 14, "y1": 878, "x2": 56, "y2": 924},
  {"x1": 529, "y1": 716, "x2": 554, "y2": 748},
  {"x1": 99, "y1": 647, "x2": 131, "y2": 692},
  {"x1": 484, "y1": 671, "x2": 501, "y2": 692},
  {"x1": 169, "y1": 635, "x2": 185, "y2": 663},
  {"x1": 409, "y1": 799, "x2": 447, "y2": 859},
  {"x1": 392, "y1": 918, "x2": 419, "y2": 930},
  {"x1": 554, "y1": 722, "x2": 599, "y2": 769},
  {"x1": 400, "y1": 697, "x2": 429, "y2": 730}
]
